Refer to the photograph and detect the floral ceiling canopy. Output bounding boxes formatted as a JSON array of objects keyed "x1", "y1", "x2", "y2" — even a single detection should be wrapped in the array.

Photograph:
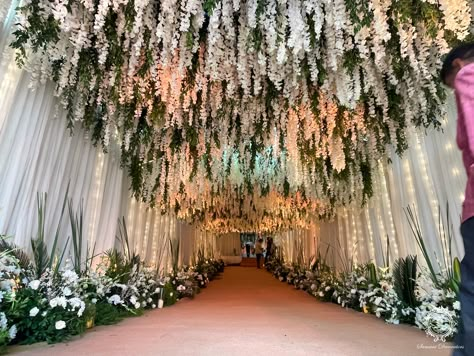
[{"x1": 6, "y1": 0, "x2": 472, "y2": 232}]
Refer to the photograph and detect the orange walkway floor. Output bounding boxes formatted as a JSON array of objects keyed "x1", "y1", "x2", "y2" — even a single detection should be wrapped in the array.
[{"x1": 12, "y1": 267, "x2": 451, "y2": 356}]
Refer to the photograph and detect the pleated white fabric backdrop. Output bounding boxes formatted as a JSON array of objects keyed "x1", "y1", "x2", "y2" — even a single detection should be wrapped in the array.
[
  {"x1": 0, "y1": 2, "x2": 215, "y2": 271},
  {"x1": 318, "y1": 97, "x2": 465, "y2": 270},
  {"x1": 278, "y1": 97, "x2": 466, "y2": 270}
]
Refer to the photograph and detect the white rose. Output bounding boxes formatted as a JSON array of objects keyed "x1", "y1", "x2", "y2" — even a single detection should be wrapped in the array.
[
  {"x1": 8, "y1": 325, "x2": 17, "y2": 340},
  {"x1": 108, "y1": 295, "x2": 122, "y2": 305},
  {"x1": 63, "y1": 287, "x2": 72, "y2": 296},
  {"x1": 29, "y1": 280, "x2": 40, "y2": 290},
  {"x1": 29, "y1": 307, "x2": 39, "y2": 317},
  {"x1": 55, "y1": 320, "x2": 66, "y2": 330},
  {"x1": 50, "y1": 298, "x2": 58, "y2": 308}
]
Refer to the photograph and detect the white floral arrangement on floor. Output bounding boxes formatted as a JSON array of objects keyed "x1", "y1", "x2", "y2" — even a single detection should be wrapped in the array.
[
  {"x1": 0, "y1": 243, "x2": 224, "y2": 349},
  {"x1": 415, "y1": 272, "x2": 460, "y2": 341},
  {"x1": 266, "y1": 257, "x2": 459, "y2": 340}
]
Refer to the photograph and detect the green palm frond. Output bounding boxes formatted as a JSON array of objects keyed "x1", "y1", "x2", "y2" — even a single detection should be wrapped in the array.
[
  {"x1": 393, "y1": 255, "x2": 418, "y2": 309},
  {"x1": 0, "y1": 236, "x2": 31, "y2": 269}
]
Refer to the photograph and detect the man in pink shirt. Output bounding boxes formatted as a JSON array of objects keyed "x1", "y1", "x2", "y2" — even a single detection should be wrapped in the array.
[{"x1": 441, "y1": 43, "x2": 474, "y2": 355}]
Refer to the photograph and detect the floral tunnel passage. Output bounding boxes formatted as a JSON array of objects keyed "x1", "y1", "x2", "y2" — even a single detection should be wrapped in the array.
[{"x1": 0, "y1": 0, "x2": 472, "y2": 354}]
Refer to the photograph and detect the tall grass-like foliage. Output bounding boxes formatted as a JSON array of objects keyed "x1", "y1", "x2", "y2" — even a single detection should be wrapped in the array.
[
  {"x1": 153, "y1": 229, "x2": 169, "y2": 278},
  {"x1": 116, "y1": 217, "x2": 139, "y2": 266},
  {"x1": 30, "y1": 190, "x2": 69, "y2": 279},
  {"x1": 380, "y1": 235, "x2": 391, "y2": 268},
  {"x1": 332, "y1": 236, "x2": 358, "y2": 275},
  {"x1": 405, "y1": 206, "x2": 439, "y2": 286},
  {"x1": 309, "y1": 242, "x2": 331, "y2": 274},
  {"x1": 68, "y1": 199, "x2": 99, "y2": 275},
  {"x1": 169, "y1": 237, "x2": 180, "y2": 273},
  {"x1": 104, "y1": 218, "x2": 142, "y2": 283},
  {"x1": 405, "y1": 204, "x2": 461, "y2": 293}
]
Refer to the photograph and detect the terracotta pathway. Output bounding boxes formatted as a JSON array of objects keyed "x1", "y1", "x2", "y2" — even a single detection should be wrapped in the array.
[{"x1": 12, "y1": 267, "x2": 452, "y2": 356}]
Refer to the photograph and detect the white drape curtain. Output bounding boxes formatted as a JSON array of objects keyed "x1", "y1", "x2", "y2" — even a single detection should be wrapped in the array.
[
  {"x1": 0, "y1": 4, "x2": 202, "y2": 268},
  {"x1": 317, "y1": 96, "x2": 466, "y2": 270},
  {"x1": 0, "y1": 69, "x2": 124, "y2": 256},
  {"x1": 272, "y1": 97, "x2": 465, "y2": 271},
  {"x1": 274, "y1": 225, "x2": 318, "y2": 264},
  {"x1": 216, "y1": 233, "x2": 241, "y2": 256},
  {"x1": 0, "y1": 0, "x2": 124, "y2": 256}
]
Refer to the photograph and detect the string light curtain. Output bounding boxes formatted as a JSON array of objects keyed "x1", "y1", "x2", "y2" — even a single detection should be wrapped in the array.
[
  {"x1": 274, "y1": 225, "x2": 318, "y2": 265},
  {"x1": 274, "y1": 97, "x2": 465, "y2": 270},
  {"x1": 318, "y1": 96, "x2": 466, "y2": 270},
  {"x1": 0, "y1": 59, "x2": 124, "y2": 255},
  {"x1": 0, "y1": 2, "x2": 207, "y2": 267}
]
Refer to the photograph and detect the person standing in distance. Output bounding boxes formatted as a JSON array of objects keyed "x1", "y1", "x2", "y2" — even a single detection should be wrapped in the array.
[
  {"x1": 441, "y1": 43, "x2": 474, "y2": 356},
  {"x1": 255, "y1": 238, "x2": 264, "y2": 269}
]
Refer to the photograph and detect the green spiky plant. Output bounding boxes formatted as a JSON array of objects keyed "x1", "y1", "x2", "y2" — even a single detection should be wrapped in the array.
[
  {"x1": 333, "y1": 236, "x2": 358, "y2": 275},
  {"x1": 104, "y1": 249, "x2": 131, "y2": 284},
  {"x1": 105, "y1": 218, "x2": 141, "y2": 283},
  {"x1": 393, "y1": 255, "x2": 419, "y2": 314},
  {"x1": 294, "y1": 233, "x2": 305, "y2": 267},
  {"x1": 153, "y1": 229, "x2": 169, "y2": 278},
  {"x1": 380, "y1": 234, "x2": 391, "y2": 268},
  {"x1": 405, "y1": 204, "x2": 461, "y2": 293},
  {"x1": 367, "y1": 262, "x2": 378, "y2": 286},
  {"x1": 169, "y1": 237, "x2": 180, "y2": 273},
  {"x1": 116, "y1": 217, "x2": 140, "y2": 268},
  {"x1": 437, "y1": 204, "x2": 461, "y2": 294},
  {"x1": 310, "y1": 240, "x2": 331, "y2": 274},
  {"x1": 68, "y1": 199, "x2": 98, "y2": 275},
  {"x1": 30, "y1": 188, "x2": 70, "y2": 279},
  {"x1": 405, "y1": 206, "x2": 440, "y2": 286}
]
